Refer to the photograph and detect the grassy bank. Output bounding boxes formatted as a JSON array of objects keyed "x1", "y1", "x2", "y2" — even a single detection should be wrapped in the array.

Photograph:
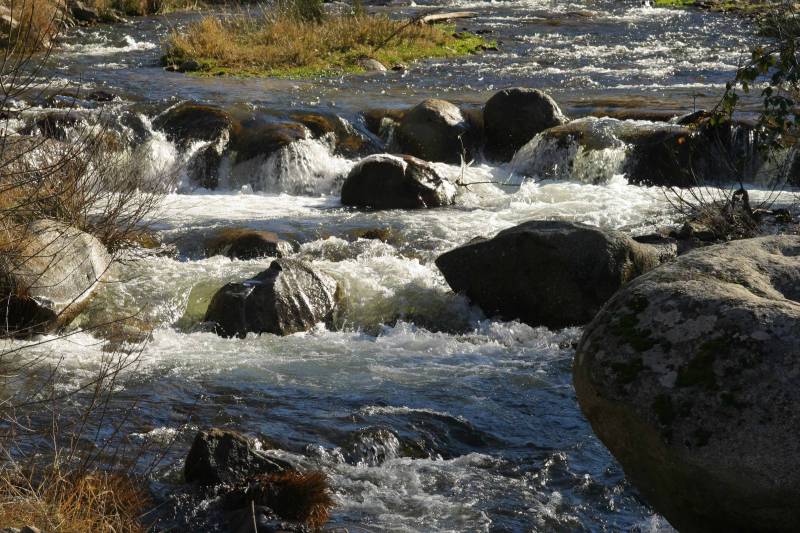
[
  {"x1": 653, "y1": 0, "x2": 786, "y2": 14},
  {"x1": 162, "y1": 11, "x2": 490, "y2": 78}
]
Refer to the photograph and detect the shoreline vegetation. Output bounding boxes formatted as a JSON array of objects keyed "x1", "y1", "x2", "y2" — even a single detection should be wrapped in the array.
[
  {"x1": 161, "y1": 4, "x2": 491, "y2": 78},
  {"x1": 653, "y1": 0, "x2": 795, "y2": 14}
]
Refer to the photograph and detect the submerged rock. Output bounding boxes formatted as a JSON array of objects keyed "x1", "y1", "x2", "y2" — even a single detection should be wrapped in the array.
[
  {"x1": 484, "y1": 87, "x2": 568, "y2": 161},
  {"x1": 435, "y1": 221, "x2": 664, "y2": 329},
  {"x1": 0, "y1": 220, "x2": 111, "y2": 338},
  {"x1": 341, "y1": 154, "x2": 456, "y2": 209},
  {"x1": 204, "y1": 259, "x2": 339, "y2": 337},
  {"x1": 395, "y1": 99, "x2": 476, "y2": 164},
  {"x1": 205, "y1": 228, "x2": 293, "y2": 260},
  {"x1": 185, "y1": 428, "x2": 290, "y2": 487},
  {"x1": 574, "y1": 236, "x2": 800, "y2": 532}
]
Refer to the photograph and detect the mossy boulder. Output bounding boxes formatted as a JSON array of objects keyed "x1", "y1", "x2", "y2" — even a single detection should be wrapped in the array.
[
  {"x1": 435, "y1": 221, "x2": 664, "y2": 329},
  {"x1": 574, "y1": 236, "x2": 800, "y2": 532}
]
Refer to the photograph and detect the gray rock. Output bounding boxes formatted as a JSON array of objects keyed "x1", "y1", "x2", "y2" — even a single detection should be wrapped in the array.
[
  {"x1": 70, "y1": 0, "x2": 101, "y2": 23},
  {"x1": 0, "y1": 220, "x2": 111, "y2": 338},
  {"x1": 435, "y1": 221, "x2": 664, "y2": 329},
  {"x1": 574, "y1": 235, "x2": 800, "y2": 532},
  {"x1": 341, "y1": 154, "x2": 456, "y2": 209},
  {"x1": 395, "y1": 99, "x2": 476, "y2": 164},
  {"x1": 205, "y1": 228, "x2": 293, "y2": 260},
  {"x1": 185, "y1": 428, "x2": 290, "y2": 487},
  {"x1": 358, "y1": 58, "x2": 387, "y2": 72},
  {"x1": 204, "y1": 259, "x2": 339, "y2": 338},
  {"x1": 484, "y1": 87, "x2": 567, "y2": 161}
]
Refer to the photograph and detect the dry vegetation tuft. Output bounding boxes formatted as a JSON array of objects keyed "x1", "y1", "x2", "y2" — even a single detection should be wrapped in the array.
[
  {"x1": 0, "y1": 467, "x2": 150, "y2": 532},
  {"x1": 163, "y1": 8, "x2": 488, "y2": 77},
  {"x1": 249, "y1": 470, "x2": 333, "y2": 529}
]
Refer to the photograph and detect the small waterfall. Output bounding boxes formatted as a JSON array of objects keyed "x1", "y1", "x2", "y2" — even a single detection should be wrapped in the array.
[
  {"x1": 224, "y1": 136, "x2": 355, "y2": 195},
  {"x1": 511, "y1": 117, "x2": 629, "y2": 184}
]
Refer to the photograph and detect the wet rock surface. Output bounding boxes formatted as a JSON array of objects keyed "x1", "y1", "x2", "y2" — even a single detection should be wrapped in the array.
[
  {"x1": 436, "y1": 221, "x2": 664, "y2": 329},
  {"x1": 341, "y1": 154, "x2": 456, "y2": 209},
  {"x1": 574, "y1": 235, "x2": 800, "y2": 532},
  {"x1": 204, "y1": 259, "x2": 339, "y2": 337}
]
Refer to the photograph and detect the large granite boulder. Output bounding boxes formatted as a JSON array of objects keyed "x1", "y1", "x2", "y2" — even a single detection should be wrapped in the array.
[
  {"x1": 483, "y1": 87, "x2": 567, "y2": 161},
  {"x1": 204, "y1": 259, "x2": 339, "y2": 338},
  {"x1": 574, "y1": 236, "x2": 800, "y2": 532},
  {"x1": 341, "y1": 154, "x2": 456, "y2": 209},
  {"x1": 0, "y1": 220, "x2": 111, "y2": 337},
  {"x1": 395, "y1": 99, "x2": 476, "y2": 164},
  {"x1": 435, "y1": 221, "x2": 664, "y2": 329}
]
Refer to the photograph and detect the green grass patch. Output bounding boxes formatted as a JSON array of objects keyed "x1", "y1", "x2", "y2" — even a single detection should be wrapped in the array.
[
  {"x1": 654, "y1": 0, "x2": 779, "y2": 13},
  {"x1": 162, "y1": 11, "x2": 492, "y2": 79}
]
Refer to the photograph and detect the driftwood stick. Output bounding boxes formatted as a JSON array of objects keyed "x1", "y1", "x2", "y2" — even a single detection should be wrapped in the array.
[{"x1": 420, "y1": 11, "x2": 479, "y2": 24}]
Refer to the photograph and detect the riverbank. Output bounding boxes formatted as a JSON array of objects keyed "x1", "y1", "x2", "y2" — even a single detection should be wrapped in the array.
[{"x1": 161, "y1": 10, "x2": 489, "y2": 78}]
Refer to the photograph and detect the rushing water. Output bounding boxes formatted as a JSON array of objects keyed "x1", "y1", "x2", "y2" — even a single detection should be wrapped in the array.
[{"x1": 3, "y1": 1, "x2": 774, "y2": 531}]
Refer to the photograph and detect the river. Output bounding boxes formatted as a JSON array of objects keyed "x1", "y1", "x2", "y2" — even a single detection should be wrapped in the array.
[{"x1": 5, "y1": 1, "x2": 766, "y2": 531}]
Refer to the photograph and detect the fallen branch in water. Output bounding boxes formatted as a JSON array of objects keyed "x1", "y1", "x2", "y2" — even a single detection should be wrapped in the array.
[{"x1": 420, "y1": 11, "x2": 478, "y2": 25}]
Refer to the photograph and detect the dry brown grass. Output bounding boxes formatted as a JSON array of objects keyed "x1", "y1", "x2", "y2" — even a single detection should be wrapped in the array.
[
  {"x1": 249, "y1": 470, "x2": 333, "y2": 529},
  {"x1": 0, "y1": 0, "x2": 63, "y2": 52},
  {"x1": 89, "y1": 0, "x2": 205, "y2": 16},
  {"x1": 163, "y1": 10, "x2": 487, "y2": 77},
  {"x1": 0, "y1": 467, "x2": 150, "y2": 532}
]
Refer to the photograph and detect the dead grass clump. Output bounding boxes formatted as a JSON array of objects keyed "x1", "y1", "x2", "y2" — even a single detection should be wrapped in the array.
[
  {"x1": 248, "y1": 470, "x2": 333, "y2": 529},
  {"x1": 0, "y1": 467, "x2": 150, "y2": 532},
  {"x1": 0, "y1": 0, "x2": 62, "y2": 52},
  {"x1": 163, "y1": 10, "x2": 488, "y2": 77}
]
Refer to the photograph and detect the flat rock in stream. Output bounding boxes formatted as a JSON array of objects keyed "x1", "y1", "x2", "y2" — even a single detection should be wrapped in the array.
[
  {"x1": 0, "y1": 220, "x2": 111, "y2": 338},
  {"x1": 341, "y1": 154, "x2": 456, "y2": 209},
  {"x1": 574, "y1": 236, "x2": 800, "y2": 532},
  {"x1": 204, "y1": 259, "x2": 339, "y2": 337},
  {"x1": 435, "y1": 221, "x2": 664, "y2": 329}
]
